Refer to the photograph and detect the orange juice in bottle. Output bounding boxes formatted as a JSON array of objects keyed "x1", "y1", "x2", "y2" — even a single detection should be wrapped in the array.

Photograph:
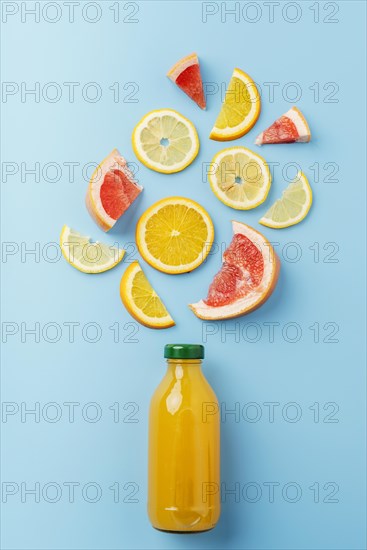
[{"x1": 148, "y1": 344, "x2": 220, "y2": 532}]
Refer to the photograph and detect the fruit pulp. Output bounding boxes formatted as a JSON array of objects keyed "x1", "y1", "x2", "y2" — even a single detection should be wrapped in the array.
[
  {"x1": 261, "y1": 115, "x2": 298, "y2": 144},
  {"x1": 175, "y1": 64, "x2": 206, "y2": 109},
  {"x1": 148, "y1": 359, "x2": 220, "y2": 532},
  {"x1": 205, "y1": 233, "x2": 264, "y2": 306},
  {"x1": 100, "y1": 169, "x2": 141, "y2": 219}
]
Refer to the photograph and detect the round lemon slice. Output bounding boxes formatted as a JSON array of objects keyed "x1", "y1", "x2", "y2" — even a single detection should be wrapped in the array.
[
  {"x1": 259, "y1": 171, "x2": 313, "y2": 228},
  {"x1": 210, "y1": 68, "x2": 261, "y2": 141},
  {"x1": 132, "y1": 109, "x2": 199, "y2": 174},
  {"x1": 208, "y1": 147, "x2": 271, "y2": 210},
  {"x1": 60, "y1": 225, "x2": 124, "y2": 273},
  {"x1": 120, "y1": 261, "x2": 175, "y2": 329},
  {"x1": 136, "y1": 197, "x2": 214, "y2": 274}
]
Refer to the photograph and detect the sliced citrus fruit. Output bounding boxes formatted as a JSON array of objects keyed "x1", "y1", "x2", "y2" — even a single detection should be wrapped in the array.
[
  {"x1": 189, "y1": 221, "x2": 279, "y2": 319},
  {"x1": 259, "y1": 171, "x2": 312, "y2": 229},
  {"x1": 210, "y1": 68, "x2": 260, "y2": 141},
  {"x1": 136, "y1": 197, "x2": 214, "y2": 274},
  {"x1": 132, "y1": 109, "x2": 199, "y2": 174},
  {"x1": 120, "y1": 261, "x2": 175, "y2": 329},
  {"x1": 60, "y1": 225, "x2": 124, "y2": 273},
  {"x1": 167, "y1": 53, "x2": 206, "y2": 109},
  {"x1": 208, "y1": 146, "x2": 271, "y2": 210},
  {"x1": 255, "y1": 107, "x2": 311, "y2": 145},
  {"x1": 86, "y1": 148, "x2": 143, "y2": 232}
]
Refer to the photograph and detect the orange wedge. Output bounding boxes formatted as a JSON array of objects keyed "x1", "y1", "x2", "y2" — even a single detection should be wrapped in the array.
[
  {"x1": 210, "y1": 69, "x2": 261, "y2": 141},
  {"x1": 120, "y1": 261, "x2": 175, "y2": 329}
]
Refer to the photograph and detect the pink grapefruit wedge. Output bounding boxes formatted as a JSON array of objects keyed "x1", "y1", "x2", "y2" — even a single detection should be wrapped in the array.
[
  {"x1": 189, "y1": 221, "x2": 280, "y2": 320},
  {"x1": 86, "y1": 148, "x2": 143, "y2": 232},
  {"x1": 167, "y1": 53, "x2": 206, "y2": 109},
  {"x1": 255, "y1": 106, "x2": 311, "y2": 145}
]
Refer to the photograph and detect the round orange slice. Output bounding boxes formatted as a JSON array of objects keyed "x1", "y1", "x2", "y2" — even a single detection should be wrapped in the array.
[
  {"x1": 189, "y1": 221, "x2": 279, "y2": 319},
  {"x1": 86, "y1": 148, "x2": 143, "y2": 232},
  {"x1": 136, "y1": 197, "x2": 214, "y2": 274}
]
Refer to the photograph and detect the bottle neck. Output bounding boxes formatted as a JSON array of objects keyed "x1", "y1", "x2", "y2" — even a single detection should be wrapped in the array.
[
  {"x1": 166, "y1": 358, "x2": 203, "y2": 377},
  {"x1": 166, "y1": 358, "x2": 202, "y2": 367}
]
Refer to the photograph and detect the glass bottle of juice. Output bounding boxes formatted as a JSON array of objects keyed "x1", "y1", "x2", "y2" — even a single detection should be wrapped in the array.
[{"x1": 148, "y1": 344, "x2": 220, "y2": 533}]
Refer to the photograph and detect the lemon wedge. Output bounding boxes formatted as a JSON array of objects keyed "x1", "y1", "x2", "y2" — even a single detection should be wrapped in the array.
[
  {"x1": 60, "y1": 225, "x2": 124, "y2": 273},
  {"x1": 259, "y1": 172, "x2": 312, "y2": 228}
]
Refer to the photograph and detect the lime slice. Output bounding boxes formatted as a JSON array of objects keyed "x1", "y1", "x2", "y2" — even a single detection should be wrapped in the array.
[
  {"x1": 259, "y1": 172, "x2": 312, "y2": 228},
  {"x1": 132, "y1": 109, "x2": 199, "y2": 173},
  {"x1": 60, "y1": 225, "x2": 124, "y2": 273}
]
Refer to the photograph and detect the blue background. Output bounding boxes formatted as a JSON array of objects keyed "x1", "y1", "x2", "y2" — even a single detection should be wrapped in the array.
[{"x1": 1, "y1": 1, "x2": 366, "y2": 549}]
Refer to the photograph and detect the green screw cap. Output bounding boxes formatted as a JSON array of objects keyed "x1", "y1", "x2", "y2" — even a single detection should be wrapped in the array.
[{"x1": 164, "y1": 344, "x2": 204, "y2": 360}]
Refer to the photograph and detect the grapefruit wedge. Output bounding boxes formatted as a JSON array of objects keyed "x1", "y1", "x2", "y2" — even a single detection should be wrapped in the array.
[
  {"x1": 167, "y1": 53, "x2": 206, "y2": 109},
  {"x1": 189, "y1": 221, "x2": 280, "y2": 320},
  {"x1": 86, "y1": 148, "x2": 143, "y2": 232},
  {"x1": 255, "y1": 107, "x2": 311, "y2": 145}
]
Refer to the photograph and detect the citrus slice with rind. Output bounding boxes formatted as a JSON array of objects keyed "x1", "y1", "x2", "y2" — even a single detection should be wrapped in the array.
[
  {"x1": 167, "y1": 53, "x2": 206, "y2": 109},
  {"x1": 136, "y1": 197, "x2": 214, "y2": 274},
  {"x1": 189, "y1": 221, "x2": 279, "y2": 320},
  {"x1": 120, "y1": 261, "x2": 175, "y2": 329},
  {"x1": 259, "y1": 171, "x2": 312, "y2": 228},
  {"x1": 60, "y1": 225, "x2": 124, "y2": 273},
  {"x1": 132, "y1": 109, "x2": 199, "y2": 174},
  {"x1": 255, "y1": 107, "x2": 311, "y2": 145},
  {"x1": 210, "y1": 68, "x2": 261, "y2": 141},
  {"x1": 86, "y1": 148, "x2": 143, "y2": 232},
  {"x1": 208, "y1": 147, "x2": 271, "y2": 210}
]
